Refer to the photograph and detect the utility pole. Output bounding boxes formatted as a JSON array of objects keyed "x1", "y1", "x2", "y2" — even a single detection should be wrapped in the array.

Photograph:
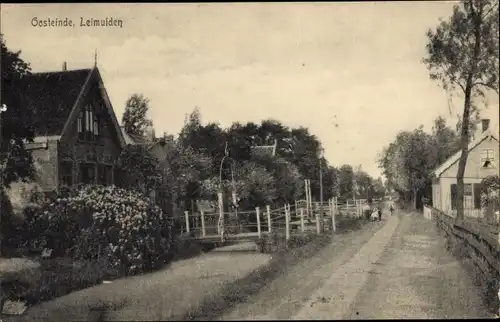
[{"x1": 319, "y1": 147, "x2": 324, "y2": 212}]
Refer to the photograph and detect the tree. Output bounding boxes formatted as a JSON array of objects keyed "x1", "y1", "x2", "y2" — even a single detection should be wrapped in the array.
[
  {"x1": 378, "y1": 128, "x2": 436, "y2": 208},
  {"x1": 354, "y1": 169, "x2": 374, "y2": 199},
  {"x1": 0, "y1": 34, "x2": 36, "y2": 186},
  {"x1": 431, "y1": 116, "x2": 460, "y2": 166},
  {"x1": 372, "y1": 177, "x2": 386, "y2": 199},
  {"x1": 122, "y1": 93, "x2": 153, "y2": 137},
  {"x1": 233, "y1": 161, "x2": 276, "y2": 210},
  {"x1": 423, "y1": 0, "x2": 499, "y2": 221},
  {"x1": 338, "y1": 165, "x2": 354, "y2": 200},
  {"x1": 118, "y1": 145, "x2": 163, "y2": 193},
  {"x1": 161, "y1": 140, "x2": 212, "y2": 215},
  {"x1": 480, "y1": 174, "x2": 499, "y2": 224}
]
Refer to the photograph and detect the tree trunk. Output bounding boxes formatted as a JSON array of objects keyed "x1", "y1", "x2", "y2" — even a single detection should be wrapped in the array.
[
  {"x1": 456, "y1": 82, "x2": 473, "y2": 224},
  {"x1": 456, "y1": 2, "x2": 483, "y2": 224}
]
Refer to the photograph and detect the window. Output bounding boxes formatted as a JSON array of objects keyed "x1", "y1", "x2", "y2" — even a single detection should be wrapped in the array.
[
  {"x1": 464, "y1": 184, "x2": 472, "y2": 196},
  {"x1": 59, "y1": 161, "x2": 73, "y2": 187},
  {"x1": 80, "y1": 163, "x2": 95, "y2": 184},
  {"x1": 451, "y1": 183, "x2": 472, "y2": 210},
  {"x1": 78, "y1": 105, "x2": 99, "y2": 141},
  {"x1": 77, "y1": 111, "x2": 83, "y2": 134},
  {"x1": 481, "y1": 148, "x2": 495, "y2": 168},
  {"x1": 98, "y1": 164, "x2": 113, "y2": 186},
  {"x1": 93, "y1": 115, "x2": 99, "y2": 136}
]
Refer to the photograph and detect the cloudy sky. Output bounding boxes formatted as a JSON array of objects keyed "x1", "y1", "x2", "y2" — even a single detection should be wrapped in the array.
[{"x1": 2, "y1": 2, "x2": 499, "y2": 178}]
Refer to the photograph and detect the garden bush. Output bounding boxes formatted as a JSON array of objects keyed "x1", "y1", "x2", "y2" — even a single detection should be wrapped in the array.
[
  {"x1": 29, "y1": 185, "x2": 175, "y2": 275},
  {"x1": 1, "y1": 180, "x2": 47, "y2": 255}
]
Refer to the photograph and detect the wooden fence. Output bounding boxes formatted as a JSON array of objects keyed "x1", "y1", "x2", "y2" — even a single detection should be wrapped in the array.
[
  {"x1": 431, "y1": 206, "x2": 500, "y2": 314},
  {"x1": 177, "y1": 197, "x2": 376, "y2": 241}
]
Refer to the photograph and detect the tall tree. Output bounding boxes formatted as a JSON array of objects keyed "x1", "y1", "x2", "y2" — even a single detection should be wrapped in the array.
[
  {"x1": 431, "y1": 116, "x2": 460, "y2": 166},
  {"x1": 0, "y1": 34, "x2": 36, "y2": 186},
  {"x1": 354, "y1": 169, "x2": 374, "y2": 199},
  {"x1": 378, "y1": 128, "x2": 436, "y2": 208},
  {"x1": 338, "y1": 164, "x2": 354, "y2": 200},
  {"x1": 122, "y1": 93, "x2": 153, "y2": 137},
  {"x1": 423, "y1": 0, "x2": 499, "y2": 222}
]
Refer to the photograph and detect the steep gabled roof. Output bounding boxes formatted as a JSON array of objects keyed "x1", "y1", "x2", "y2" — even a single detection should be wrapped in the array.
[
  {"x1": 430, "y1": 130, "x2": 499, "y2": 178},
  {"x1": 17, "y1": 67, "x2": 126, "y2": 148},
  {"x1": 17, "y1": 69, "x2": 92, "y2": 136}
]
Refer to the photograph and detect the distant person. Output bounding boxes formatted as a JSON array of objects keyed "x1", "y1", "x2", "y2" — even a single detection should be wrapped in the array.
[
  {"x1": 362, "y1": 203, "x2": 371, "y2": 220},
  {"x1": 377, "y1": 207, "x2": 382, "y2": 221},
  {"x1": 388, "y1": 197, "x2": 395, "y2": 216}
]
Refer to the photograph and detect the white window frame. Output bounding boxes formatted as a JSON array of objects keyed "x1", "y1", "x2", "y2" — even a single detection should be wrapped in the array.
[{"x1": 480, "y1": 148, "x2": 495, "y2": 167}]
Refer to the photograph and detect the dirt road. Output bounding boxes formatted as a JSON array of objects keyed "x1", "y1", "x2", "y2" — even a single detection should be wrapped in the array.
[
  {"x1": 218, "y1": 219, "x2": 387, "y2": 320},
  {"x1": 219, "y1": 212, "x2": 493, "y2": 320}
]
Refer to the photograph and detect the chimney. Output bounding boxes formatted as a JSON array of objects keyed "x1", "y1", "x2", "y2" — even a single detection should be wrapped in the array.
[
  {"x1": 62, "y1": 62, "x2": 67, "y2": 71},
  {"x1": 481, "y1": 119, "x2": 490, "y2": 132}
]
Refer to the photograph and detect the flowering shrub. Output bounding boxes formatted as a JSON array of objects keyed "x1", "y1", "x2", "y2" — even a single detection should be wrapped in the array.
[{"x1": 31, "y1": 185, "x2": 174, "y2": 275}]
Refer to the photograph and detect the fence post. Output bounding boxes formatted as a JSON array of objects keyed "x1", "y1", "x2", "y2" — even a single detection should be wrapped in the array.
[
  {"x1": 201, "y1": 210, "x2": 206, "y2": 237},
  {"x1": 307, "y1": 179, "x2": 313, "y2": 217},
  {"x1": 217, "y1": 192, "x2": 224, "y2": 235},
  {"x1": 256, "y1": 207, "x2": 261, "y2": 239},
  {"x1": 266, "y1": 205, "x2": 272, "y2": 233},
  {"x1": 184, "y1": 210, "x2": 190, "y2": 234},
  {"x1": 285, "y1": 204, "x2": 290, "y2": 240},
  {"x1": 300, "y1": 208, "x2": 305, "y2": 233},
  {"x1": 304, "y1": 179, "x2": 309, "y2": 217},
  {"x1": 316, "y1": 211, "x2": 321, "y2": 234},
  {"x1": 332, "y1": 198, "x2": 337, "y2": 233}
]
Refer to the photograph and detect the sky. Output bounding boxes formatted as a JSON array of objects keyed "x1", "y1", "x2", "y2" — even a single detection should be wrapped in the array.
[{"x1": 2, "y1": 2, "x2": 499, "y2": 179}]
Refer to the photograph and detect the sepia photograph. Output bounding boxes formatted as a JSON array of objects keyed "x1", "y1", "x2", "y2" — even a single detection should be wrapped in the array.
[{"x1": 0, "y1": 1, "x2": 499, "y2": 321}]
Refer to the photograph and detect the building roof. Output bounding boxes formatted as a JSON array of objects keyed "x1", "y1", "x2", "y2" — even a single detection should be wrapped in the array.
[
  {"x1": 251, "y1": 140, "x2": 277, "y2": 157},
  {"x1": 430, "y1": 130, "x2": 499, "y2": 178},
  {"x1": 120, "y1": 126, "x2": 155, "y2": 146},
  {"x1": 17, "y1": 66, "x2": 126, "y2": 148},
  {"x1": 17, "y1": 69, "x2": 92, "y2": 136}
]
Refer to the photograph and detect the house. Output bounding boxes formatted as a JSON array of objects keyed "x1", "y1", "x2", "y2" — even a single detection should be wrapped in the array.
[
  {"x1": 250, "y1": 139, "x2": 277, "y2": 158},
  {"x1": 20, "y1": 63, "x2": 126, "y2": 192},
  {"x1": 430, "y1": 119, "x2": 499, "y2": 218}
]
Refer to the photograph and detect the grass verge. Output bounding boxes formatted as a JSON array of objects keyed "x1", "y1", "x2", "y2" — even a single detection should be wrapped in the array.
[
  {"x1": 0, "y1": 257, "x2": 119, "y2": 309},
  {"x1": 445, "y1": 236, "x2": 499, "y2": 316},
  {"x1": 1, "y1": 236, "x2": 218, "y2": 315},
  {"x1": 179, "y1": 215, "x2": 368, "y2": 321}
]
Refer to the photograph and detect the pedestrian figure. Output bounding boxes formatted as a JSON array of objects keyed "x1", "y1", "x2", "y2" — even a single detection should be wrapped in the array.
[{"x1": 377, "y1": 207, "x2": 382, "y2": 221}]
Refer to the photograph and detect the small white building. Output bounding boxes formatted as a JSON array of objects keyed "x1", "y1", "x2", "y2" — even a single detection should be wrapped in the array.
[{"x1": 430, "y1": 119, "x2": 498, "y2": 218}]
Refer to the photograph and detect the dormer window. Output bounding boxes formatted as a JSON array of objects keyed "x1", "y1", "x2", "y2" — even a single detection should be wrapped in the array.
[
  {"x1": 481, "y1": 148, "x2": 495, "y2": 168},
  {"x1": 77, "y1": 104, "x2": 99, "y2": 141}
]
